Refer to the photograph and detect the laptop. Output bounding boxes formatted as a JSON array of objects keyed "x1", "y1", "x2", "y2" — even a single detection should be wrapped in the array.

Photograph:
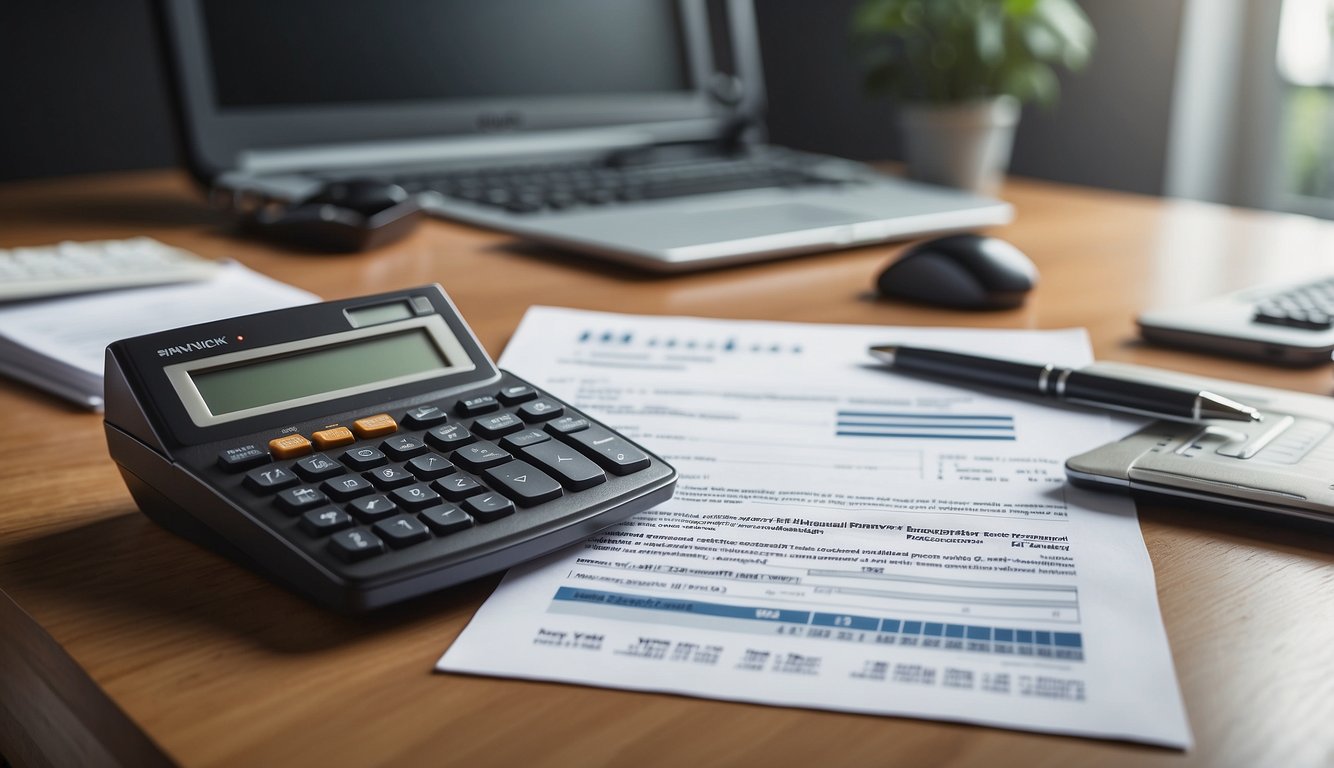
[{"x1": 157, "y1": 0, "x2": 1012, "y2": 272}]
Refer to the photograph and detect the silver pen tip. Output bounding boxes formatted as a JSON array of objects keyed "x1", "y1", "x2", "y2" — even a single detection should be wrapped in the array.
[
  {"x1": 868, "y1": 345, "x2": 898, "y2": 364},
  {"x1": 1198, "y1": 391, "x2": 1263, "y2": 422}
]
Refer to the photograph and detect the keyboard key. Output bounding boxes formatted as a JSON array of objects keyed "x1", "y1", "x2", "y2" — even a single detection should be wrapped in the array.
[
  {"x1": 403, "y1": 404, "x2": 448, "y2": 428},
  {"x1": 407, "y1": 452, "x2": 456, "y2": 479},
  {"x1": 245, "y1": 464, "x2": 299, "y2": 494},
  {"x1": 275, "y1": 485, "x2": 328, "y2": 515},
  {"x1": 433, "y1": 474, "x2": 486, "y2": 500},
  {"x1": 364, "y1": 464, "x2": 416, "y2": 490},
  {"x1": 500, "y1": 429, "x2": 550, "y2": 452},
  {"x1": 217, "y1": 444, "x2": 268, "y2": 472},
  {"x1": 347, "y1": 494, "x2": 397, "y2": 522},
  {"x1": 300, "y1": 507, "x2": 353, "y2": 536},
  {"x1": 496, "y1": 384, "x2": 538, "y2": 404},
  {"x1": 482, "y1": 460, "x2": 563, "y2": 507},
  {"x1": 517, "y1": 399, "x2": 564, "y2": 422},
  {"x1": 392, "y1": 482, "x2": 443, "y2": 510},
  {"x1": 310, "y1": 426, "x2": 355, "y2": 451},
  {"x1": 419, "y1": 505, "x2": 473, "y2": 535},
  {"x1": 562, "y1": 425, "x2": 651, "y2": 475},
  {"x1": 321, "y1": 474, "x2": 376, "y2": 501},
  {"x1": 472, "y1": 412, "x2": 524, "y2": 439},
  {"x1": 521, "y1": 441, "x2": 606, "y2": 490},
  {"x1": 268, "y1": 434, "x2": 313, "y2": 460},
  {"x1": 545, "y1": 416, "x2": 590, "y2": 435},
  {"x1": 373, "y1": 514, "x2": 432, "y2": 548},
  {"x1": 425, "y1": 423, "x2": 476, "y2": 450},
  {"x1": 352, "y1": 413, "x2": 398, "y2": 439},
  {"x1": 342, "y1": 446, "x2": 388, "y2": 470},
  {"x1": 329, "y1": 528, "x2": 385, "y2": 562},
  {"x1": 463, "y1": 492, "x2": 516, "y2": 522},
  {"x1": 381, "y1": 434, "x2": 428, "y2": 461},
  {"x1": 455, "y1": 395, "x2": 500, "y2": 416},
  {"x1": 294, "y1": 453, "x2": 344, "y2": 481},
  {"x1": 452, "y1": 440, "x2": 512, "y2": 471}
]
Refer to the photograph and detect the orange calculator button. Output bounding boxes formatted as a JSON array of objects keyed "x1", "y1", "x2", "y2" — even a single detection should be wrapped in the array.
[
  {"x1": 311, "y1": 426, "x2": 355, "y2": 450},
  {"x1": 352, "y1": 413, "x2": 398, "y2": 439},
  {"x1": 268, "y1": 434, "x2": 313, "y2": 460}
]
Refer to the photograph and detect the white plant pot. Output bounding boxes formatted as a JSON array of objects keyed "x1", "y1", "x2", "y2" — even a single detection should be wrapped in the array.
[{"x1": 899, "y1": 96, "x2": 1020, "y2": 196}]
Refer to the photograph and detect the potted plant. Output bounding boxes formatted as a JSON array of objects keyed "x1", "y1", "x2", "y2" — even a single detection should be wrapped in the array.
[{"x1": 853, "y1": 0, "x2": 1095, "y2": 194}]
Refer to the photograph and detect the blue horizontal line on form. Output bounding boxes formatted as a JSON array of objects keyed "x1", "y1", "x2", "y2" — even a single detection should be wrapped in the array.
[
  {"x1": 838, "y1": 411, "x2": 1013, "y2": 421},
  {"x1": 837, "y1": 421, "x2": 1015, "y2": 430},
  {"x1": 836, "y1": 431, "x2": 1015, "y2": 440}
]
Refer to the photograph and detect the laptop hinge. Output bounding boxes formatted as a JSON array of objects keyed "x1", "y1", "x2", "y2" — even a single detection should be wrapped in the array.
[{"x1": 237, "y1": 120, "x2": 729, "y2": 177}]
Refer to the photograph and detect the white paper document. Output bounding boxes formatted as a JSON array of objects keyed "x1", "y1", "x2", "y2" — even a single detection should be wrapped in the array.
[
  {"x1": 0, "y1": 260, "x2": 317, "y2": 409},
  {"x1": 438, "y1": 307, "x2": 1191, "y2": 748}
]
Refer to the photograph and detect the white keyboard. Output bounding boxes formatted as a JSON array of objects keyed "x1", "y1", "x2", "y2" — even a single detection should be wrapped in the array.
[{"x1": 0, "y1": 237, "x2": 222, "y2": 302}]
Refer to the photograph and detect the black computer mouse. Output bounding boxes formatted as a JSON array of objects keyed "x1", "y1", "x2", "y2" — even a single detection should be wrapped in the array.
[
  {"x1": 875, "y1": 234, "x2": 1038, "y2": 310},
  {"x1": 241, "y1": 180, "x2": 422, "y2": 252}
]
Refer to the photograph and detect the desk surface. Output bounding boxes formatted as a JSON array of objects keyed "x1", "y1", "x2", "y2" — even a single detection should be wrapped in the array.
[{"x1": 2, "y1": 170, "x2": 1333, "y2": 768}]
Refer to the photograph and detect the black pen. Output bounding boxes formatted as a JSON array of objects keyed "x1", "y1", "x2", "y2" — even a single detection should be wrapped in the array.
[{"x1": 868, "y1": 345, "x2": 1262, "y2": 423}]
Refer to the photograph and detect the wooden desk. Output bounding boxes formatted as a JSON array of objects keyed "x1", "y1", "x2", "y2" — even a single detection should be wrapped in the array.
[{"x1": 2, "y1": 170, "x2": 1332, "y2": 768}]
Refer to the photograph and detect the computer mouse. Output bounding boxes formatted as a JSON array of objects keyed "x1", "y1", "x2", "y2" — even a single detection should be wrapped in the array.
[
  {"x1": 875, "y1": 234, "x2": 1038, "y2": 310},
  {"x1": 240, "y1": 180, "x2": 423, "y2": 252}
]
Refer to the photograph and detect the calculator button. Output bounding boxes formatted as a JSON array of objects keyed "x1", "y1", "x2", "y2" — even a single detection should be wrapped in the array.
[
  {"x1": 381, "y1": 434, "x2": 428, "y2": 460},
  {"x1": 348, "y1": 494, "x2": 398, "y2": 522},
  {"x1": 425, "y1": 423, "x2": 476, "y2": 450},
  {"x1": 463, "y1": 492, "x2": 516, "y2": 522},
  {"x1": 342, "y1": 446, "x2": 388, "y2": 470},
  {"x1": 472, "y1": 412, "x2": 524, "y2": 439},
  {"x1": 452, "y1": 440, "x2": 513, "y2": 471},
  {"x1": 545, "y1": 416, "x2": 590, "y2": 435},
  {"x1": 562, "y1": 426, "x2": 651, "y2": 475},
  {"x1": 329, "y1": 528, "x2": 385, "y2": 562},
  {"x1": 403, "y1": 404, "x2": 448, "y2": 428},
  {"x1": 300, "y1": 507, "x2": 353, "y2": 536},
  {"x1": 521, "y1": 441, "x2": 607, "y2": 491},
  {"x1": 245, "y1": 465, "x2": 299, "y2": 493},
  {"x1": 518, "y1": 399, "x2": 564, "y2": 423},
  {"x1": 373, "y1": 515, "x2": 431, "y2": 548},
  {"x1": 455, "y1": 395, "x2": 500, "y2": 416},
  {"x1": 392, "y1": 482, "x2": 443, "y2": 510},
  {"x1": 321, "y1": 475, "x2": 375, "y2": 501},
  {"x1": 352, "y1": 413, "x2": 398, "y2": 439},
  {"x1": 500, "y1": 429, "x2": 551, "y2": 452},
  {"x1": 419, "y1": 505, "x2": 473, "y2": 535},
  {"x1": 311, "y1": 426, "x2": 355, "y2": 451},
  {"x1": 406, "y1": 452, "x2": 455, "y2": 479},
  {"x1": 433, "y1": 474, "x2": 486, "y2": 500},
  {"x1": 294, "y1": 453, "x2": 344, "y2": 481},
  {"x1": 496, "y1": 384, "x2": 538, "y2": 404},
  {"x1": 364, "y1": 464, "x2": 416, "y2": 489},
  {"x1": 482, "y1": 460, "x2": 563, "y2": 507},
  {"x1": 275, "y1": 486, "x2": 329, "y2": 515},
  {"x1": 217, "y1": 444, "x2": 268, "y2": 472},
  {"x1": 268, "y1": 434, "x2": 313, "y2": 460}
]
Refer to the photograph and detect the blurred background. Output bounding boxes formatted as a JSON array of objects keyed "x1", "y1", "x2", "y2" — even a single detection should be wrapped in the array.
[{"x1": 1, "y1": 0, "x2": 1332, "y2": 217}]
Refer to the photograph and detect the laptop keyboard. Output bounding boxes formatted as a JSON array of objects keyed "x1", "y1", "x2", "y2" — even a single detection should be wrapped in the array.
[
  {"x1": 1252, "y1": 277, "x2": 1334, "y2": 331},
  {"x1": 390, "y1": 155, "x2": 847, "y2": 214}
]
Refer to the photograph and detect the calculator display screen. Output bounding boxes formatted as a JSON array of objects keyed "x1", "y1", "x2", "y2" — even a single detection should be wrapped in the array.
[
  {"x1": 190, "y1": 328, "x2": 450, "y2": 416},
  {"x1": 163, "y1": 313, "x2": 478, "y2": 428}
]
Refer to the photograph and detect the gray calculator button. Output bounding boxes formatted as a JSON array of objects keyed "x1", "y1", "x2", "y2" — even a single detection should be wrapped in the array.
[
  {"x1": 482, "y1": 460, "x2": 563, "y2": 507},
  {"x1": 521, "y1": 441, "x2": 606, "y2": 491},
  {"x1": 245, "y1": 464, "x2": 299, "y2": 493},
  {"x1": 562, "y1": 426, "x2": 650, "y2": 475},
  {"x1": 294, "y1": 453, "x2": 344, "y2": 481},
  {"x1": 348, "y1": 494, "x2": 397, "y2": 522},
  {"x1": 373, "y1": 514, "x2": 431, "y2": 548},
  {"x1": 321, "y1": 474, "x2": 375, "y2": 501},
  {"x1": 392, "y1": 482, "x2": 443, "y2": 510},
  {"x1": 329, "y1": 528, "x2": 385, "y2": 562},
  {"x1": 275, "y1": 485, "x2": 328, "y2": 515},
  {"x1": 462, "y1": 493, "x2": 516, "y2": 522},
  {"x1": 451, "y1": 440, "x2": 512, "y2": 471},
  {"x1": 300, "y1": 507, "x2": 353, "y2": 536},
  {"x1": 419, "y1": 505, "x2": 473, "y2": 534},
  {"x1": 341, "y1": 446, "x2": 387, "y2": 470}
]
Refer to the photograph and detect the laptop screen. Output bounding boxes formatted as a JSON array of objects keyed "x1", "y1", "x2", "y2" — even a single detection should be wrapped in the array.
[{"x1": 202, "y1": 0, "x2": 694, "y2": 109}]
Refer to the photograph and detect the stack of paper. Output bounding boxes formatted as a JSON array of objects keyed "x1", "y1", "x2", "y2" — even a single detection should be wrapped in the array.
[{"x1": 0, "y1": 260, "x2": 317, "y2": 409}]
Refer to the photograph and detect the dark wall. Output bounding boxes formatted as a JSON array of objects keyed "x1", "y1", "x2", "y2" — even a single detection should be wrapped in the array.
[{"x1": 0, "y1": 1, "x2": 1183, "y2": 195}]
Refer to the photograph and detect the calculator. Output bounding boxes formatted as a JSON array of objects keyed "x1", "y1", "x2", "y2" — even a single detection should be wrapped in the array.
[{"x1": 104, "y1": 285, "x2": 676, "y2": 611}]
